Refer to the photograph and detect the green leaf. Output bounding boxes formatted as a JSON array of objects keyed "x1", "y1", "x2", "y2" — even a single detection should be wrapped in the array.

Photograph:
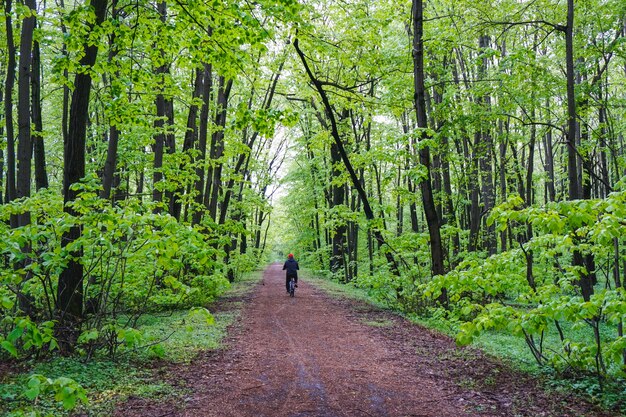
[{"x1": 1, "y1": 340, "x2": 18, "y2": 357}]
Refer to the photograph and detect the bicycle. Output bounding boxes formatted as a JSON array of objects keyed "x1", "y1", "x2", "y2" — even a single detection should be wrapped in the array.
[{"x1": 288, "y1": 276, "x2": 296, "y2": 297}]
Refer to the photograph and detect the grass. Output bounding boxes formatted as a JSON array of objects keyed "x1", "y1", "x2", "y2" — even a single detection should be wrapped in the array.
[{"x1": 0, "y1": 269, "x2": 263, "y2": 417}]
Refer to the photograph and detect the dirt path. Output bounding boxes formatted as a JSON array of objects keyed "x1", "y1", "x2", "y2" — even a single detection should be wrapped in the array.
[{"x1": 116, "y1": 263, "x2": 614, "y2": 417}]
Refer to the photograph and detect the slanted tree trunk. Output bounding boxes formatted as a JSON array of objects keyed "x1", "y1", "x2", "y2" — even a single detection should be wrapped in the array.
[
  {"x1": 294, "y1": 38, "x2": 399, "y2": 273},
  {"x1": 56, "y1": 0, "x2": 108, "y2": 353}
]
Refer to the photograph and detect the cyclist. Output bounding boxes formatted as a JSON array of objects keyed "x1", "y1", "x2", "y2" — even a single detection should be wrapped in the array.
[{"x1": 282, "y1": 253, "x2": 299, "y2": 294}]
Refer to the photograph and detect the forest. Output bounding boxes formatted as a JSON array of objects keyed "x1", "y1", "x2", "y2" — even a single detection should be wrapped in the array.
[{"x1": 1, "y1": 0, "x2": 626, "y2": 414}]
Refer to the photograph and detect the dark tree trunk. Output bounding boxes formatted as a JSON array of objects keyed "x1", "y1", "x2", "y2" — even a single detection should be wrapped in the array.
[
  {"x1": 4, "y1": 0, "x2": 17, "y2": 212},
  {"x1": 543, "y1": 99, "x2": 556, "y2": 202},
  {"x1": 468, "y1": 131, "x2": 481, "y2": 252},
  {"x1": 15, "y1": 0, "x2": 37, "y2": 316},
  {"x1": 330, "y1": 140, "x2": 346, "y2": 275},
  {"x1": 205, "y1": 76, "x2": 233, "y2": 221},
  {"x1": 192, "y1": 63, "x2": 213, "y2": 225},
  {"x1": 16, "y1": 0, "x2": 36, "y2": 225},
  {"x1": 174, "y1": 67, "x2": 204, "y2": 220},
  {"x1": 564, "y1": 0, "x2": 592, "y2": 302},
  {"x1": 153, "y1": 1, "x2": 176, "y2": 214},
  {"x1": 32, "y1": 38, "x2": 48, "y2": 191},
  {"x1": 219, "y1": 61, "x2": 283, "y2": 225},
  {"x1": 477, "y1": 35, "x2": 496, "y2": 254},
  {"x1": 412, "y1": 0, "x2": 446, "y2": 283},
  {"x1": 56, "y1": 0, "x2": 108, "y2": 353},
  {"x1": 498, "y1": 120, "x2": 507, "y2": 251}
]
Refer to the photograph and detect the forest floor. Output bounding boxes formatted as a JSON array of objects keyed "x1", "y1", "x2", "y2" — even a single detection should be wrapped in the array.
[{"x1": 113, "y1": 263, "x2": 616, "y2": 417}]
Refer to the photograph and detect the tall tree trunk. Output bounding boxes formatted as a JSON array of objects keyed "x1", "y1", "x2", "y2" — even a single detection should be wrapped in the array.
[
  {"x1": 564, "y1": 0, "x2": 592, "y2": 301},
  {"x1": 412, "y1": 0, "x2": 446, "y2": 285},
  {"x1": 16, "y1": 0, "x2": 36, "y2": 226},
  {"x1": 219, "y1": 61, "x2": 283, "y2": 225},
  {"x1": 15, "y1": 0, "x2": 37, "y2": 316},
  {"x1": 205, "y1": 76, "x2": 233, "y2": 222},
  {"x1": 153, "y1": 1, "x2": 176, "y2": 214},
  {"x1": 31, "y1": 37, "x2": 47, "y2": 191},
  {"x1": 476, "y1": 35, "x2": 496, "y2": 254},
  {"x1": 4, "y1": 0, "x2": 17, "y2": 213},
  {"x1": 174, "y1": 67, "x2": 204, "y2": 221},
  {"x1": 192, "y1": 63, "x2": 212, "y2": 225},
  {"x1": 330, "y1": 140, "x2": 347, "y2": 275},
  {"x1": 56, "y1": 0, "x2": 108, "y2": 353}
]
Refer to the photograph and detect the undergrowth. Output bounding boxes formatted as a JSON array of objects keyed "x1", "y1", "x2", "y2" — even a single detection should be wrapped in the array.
[{"x1": 0, "y1": 270, "x2": 263, "y2": 417}]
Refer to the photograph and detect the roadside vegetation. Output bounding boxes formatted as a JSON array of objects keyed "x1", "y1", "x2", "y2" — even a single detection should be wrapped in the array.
[{"x1": 0, "y1": 271, "x2": 261, "y2": 416}]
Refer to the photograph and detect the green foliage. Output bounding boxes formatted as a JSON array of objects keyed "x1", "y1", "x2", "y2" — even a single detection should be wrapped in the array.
[
  {"x1": 1, "y1": 373, "x2": 87, "y2": 416},
  {"x1": 421, "y1": 192, "x2": 626, "y2": 382},
  {"x1": 0, "y1": 267, "x2": 258, "y2": 416},
  {"x1": 0, "y1": 185, "x2": 230, "y2": 361}
]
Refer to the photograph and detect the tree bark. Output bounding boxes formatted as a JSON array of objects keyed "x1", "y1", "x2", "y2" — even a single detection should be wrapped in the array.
[
  {"x1": 192, "y1": 63, "x2": 213, "y2": 225},
  {"x1": 4, "y1": 0, "x2": 17, "y2": 213},
  {"x1": 101, "y1": 9, "x2": 120, "y2": 201},
  {"x1": 32, "y1": 37, "x2": 48, "y2": 191},
  {"x1": 564, "y1": 0, "x2": 592, "y2": 301},
  {"x1": 16, "y1": 0, "x2": 36, "y2": 226},
  {"x1": 153, "y1": 1, "x2": 176, "y2": 214},
  {"x1": 412, "y1": 0, "x2": 446, "y2": 283},
  {"x1": 205, "y1": 76, "x2": 233, "y2": 222},
  {"x1": 56, "y1": 0, "x2": 108, "y2": 353}
]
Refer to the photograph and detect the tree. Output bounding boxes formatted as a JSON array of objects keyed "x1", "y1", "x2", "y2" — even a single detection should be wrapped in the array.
[{"x1": 56, "y1": 0, "x2": 109, "y2": 352}]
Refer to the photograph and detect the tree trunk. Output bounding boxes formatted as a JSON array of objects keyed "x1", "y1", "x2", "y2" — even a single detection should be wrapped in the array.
[
  {"x1": 101, "y1": 13, "x2": 120, "y2": 200},
  {"x1": 192, "y1": 63, "x2": 213, "y2": 225},
  {"x1": 205, "y1": 76, "x2": 233, "y2": 221},
  {"x1": 56, "y1": 0, "x2": 108, "y2": 353},
  {"x1": 543, "y1": 99, "x2": 556, "y2": 202},
  {"x1": 152, "y1": 1, "x2": 176, "y2": 214},
  {"x1": 16, "y1": 0, "x2": 36, "y2": 225},
  {"x1": 330, "y1": 140, "x2": 346, "y2": 275},
  {"x1": 32, "y1": 37, "x2": 48, "y2": 191},
  {"x1": 4, "y1": 0, "x2": 17, "y2": 212},
  {"x1": 219, "y1": 61, "x2": 283, "y2": 226},
  {"x1": 174, "y1": 67, "x2": 204, "y2": 220},
  {"x1": 412, "y1": 0, "x2": 446, "y2": 284},
  {"x1": 564, "y1": 0, "x2": 592, "y2": 301}
]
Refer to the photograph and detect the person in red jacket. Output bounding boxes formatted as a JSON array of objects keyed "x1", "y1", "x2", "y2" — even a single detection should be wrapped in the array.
[{"x1": 282, "y1": 253, "x2": 299, "y2": 293}]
